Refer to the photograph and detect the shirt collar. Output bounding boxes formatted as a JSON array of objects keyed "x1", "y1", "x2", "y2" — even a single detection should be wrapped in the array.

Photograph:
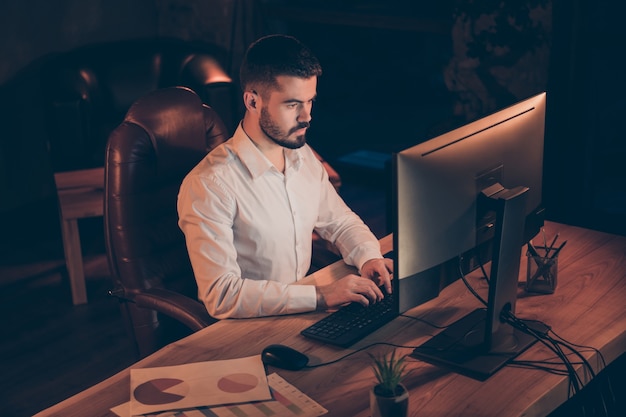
[{"x1": 232, "y1": 123, "x2": 304, "y2": 179}]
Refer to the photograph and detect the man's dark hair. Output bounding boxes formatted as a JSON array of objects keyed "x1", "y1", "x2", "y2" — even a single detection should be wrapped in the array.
[{"x1": 239, "y1": 34, "x2": 322, "y2": 93}]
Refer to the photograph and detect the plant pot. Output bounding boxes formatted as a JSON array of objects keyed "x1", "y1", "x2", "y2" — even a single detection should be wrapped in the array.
[{"x1": 369, "y1": 383, "x2": 409, "y2": 417}]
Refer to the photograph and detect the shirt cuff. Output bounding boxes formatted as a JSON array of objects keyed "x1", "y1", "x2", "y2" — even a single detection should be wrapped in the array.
[
  {"x1": 347, "y1": 241, "x2": 383, "y2": 272},
  {"x1": 287, "y1": 284, "x2": 318, "y2": 312}
]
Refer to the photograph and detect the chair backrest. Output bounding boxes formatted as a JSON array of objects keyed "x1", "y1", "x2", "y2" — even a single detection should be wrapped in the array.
[
  {"x1": 104, "y1": 86, "x2": 229, "y2": 356},
  {"x1": 43, "y1": 38, "x2": 235, "y2": 172}
]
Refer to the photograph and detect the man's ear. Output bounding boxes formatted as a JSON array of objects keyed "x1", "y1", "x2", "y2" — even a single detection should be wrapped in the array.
[{"x1": 243, "y1": 90, "x2": 259, "y2": 111}]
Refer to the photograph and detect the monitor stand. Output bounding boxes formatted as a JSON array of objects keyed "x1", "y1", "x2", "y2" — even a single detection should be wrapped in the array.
[
  {"x1": 411, "y1": 309, "x2": 543, "y2": 381},
  {"x1": 411, "y1": 184, "x2": 546, "y2": 381}
]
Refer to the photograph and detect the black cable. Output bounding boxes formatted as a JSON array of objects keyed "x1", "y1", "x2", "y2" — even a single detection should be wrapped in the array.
[
  {"x1": 458, "y1": 254, "x2": 580, "y2": 391},
  {"x1": 548, "y1": 329, "x2": 613, "y2": 417},
  {"x1": 554, "y1": 339, "x2": 597, "y2": 379},
  {"x1": 304, "y1": 342, "x2": 418, "y2": 369},
  {"x1": 509, "y1": 360, "x2": 573, "y2": 376},
  {"x1": 469, "y1": 247, "x2": 490, "y2": 285},
  {"x1": 457, "y1": 253, "x2": 603, "y2": 409},
  {"x1": 478, "y1": 262, "x2": 490, "y2": 284},
  {"x1": 501, "y1": 310, "x2": 583, "y2": 396},
  {"x1": 503, "y1": 309, "x2": 612, "y2": 417},
  {"x1": 510, "y1": 314, "x2": 582, "y2": 395},
  {"x1": 549, "y1": 328, "x2": 607, "y2": 369},
  {"x1": 399, "y1": 314, "x2": 451, "y2": 329},
  {"x1": 457, "y1": 257, "x2": 487, "y2": 306}
]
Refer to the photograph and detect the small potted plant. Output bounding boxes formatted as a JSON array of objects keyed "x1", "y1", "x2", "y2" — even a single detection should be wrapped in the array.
[{"x1": 368, "y1": 349, "x2": 410, "y2": 417}]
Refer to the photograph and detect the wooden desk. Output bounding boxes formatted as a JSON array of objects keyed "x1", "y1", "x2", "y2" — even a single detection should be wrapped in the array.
[{"x1": 35, "y1": 221, "x2": 626, "y2": 417}]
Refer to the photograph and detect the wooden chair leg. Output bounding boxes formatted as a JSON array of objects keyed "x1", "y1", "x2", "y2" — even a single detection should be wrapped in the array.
[
  {"x1": 60, "y1": 217, "x2": 88, "y2": 305},
  {"x1": 55, "y1": 167, "x2": 105, "y2": 305}
]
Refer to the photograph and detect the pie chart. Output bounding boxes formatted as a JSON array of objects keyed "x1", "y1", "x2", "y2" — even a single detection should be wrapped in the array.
[
  {"x1": 133, "y1": 378, "x2": 189, "y2": 405},
  {"x1": 217, "y1": 373, "x2": 259, "y2": 393}
]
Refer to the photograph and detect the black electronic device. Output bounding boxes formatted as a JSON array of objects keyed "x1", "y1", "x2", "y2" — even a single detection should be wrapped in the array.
[
  {"x1": 261, "y1": 344, "x2": 309, "y2": 371},
  {"x1": 300, "y1": 289, "x2": 397, "y2": 347},
  {"x1": 393, "y1": 92, "x2": 547, "y2": 380},
  {"x1": 300, "y1": 92, "x2": 546, "y2": 374}
]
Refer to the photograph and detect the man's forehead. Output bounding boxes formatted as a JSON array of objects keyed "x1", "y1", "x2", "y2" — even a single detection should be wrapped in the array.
[{"x1": 268, "y1": 75, "x2": 317, "y2": 100}]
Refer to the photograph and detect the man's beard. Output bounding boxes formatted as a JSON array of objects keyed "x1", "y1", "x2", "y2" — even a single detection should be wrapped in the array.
[{"x1": 259, "y1": 107, "x2": 308, "y2": 149}]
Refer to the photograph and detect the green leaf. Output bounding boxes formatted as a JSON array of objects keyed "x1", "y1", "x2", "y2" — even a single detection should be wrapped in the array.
[{"x1": 368, "y1": 349, "x2": 409, "y2": 396}]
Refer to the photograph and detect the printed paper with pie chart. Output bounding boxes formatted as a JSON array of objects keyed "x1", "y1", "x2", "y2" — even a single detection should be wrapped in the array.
[{"x1": 130, "y1": 355, "x2": 271, "y2": 415}]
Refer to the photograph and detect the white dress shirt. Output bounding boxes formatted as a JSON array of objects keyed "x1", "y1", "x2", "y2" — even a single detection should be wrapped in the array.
[{"x1": 177, "y1": 124, "x2": 382, "y2": 318}]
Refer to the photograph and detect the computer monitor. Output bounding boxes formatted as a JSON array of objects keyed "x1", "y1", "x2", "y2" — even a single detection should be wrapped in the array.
[{"x1": 391, "y1": 92, "x2": 547, "y2": 380}]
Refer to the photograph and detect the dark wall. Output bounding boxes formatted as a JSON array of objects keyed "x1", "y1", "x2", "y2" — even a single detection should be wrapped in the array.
[
  {"x1": 0, "y1": 0, "x2": 159, "y2": 85},
  {"x1": 0, "y1": 0, "x2": 160, "y2": 221},
  {"x1": 259, "y1": 1, "x2": 555, "y2": 161},
  {"x1": 0, "y1": 0, "x2": 259, "y2": 86},
  {"x1": 0, "y1": 0, "x2": 234, "y2": 252},
  {"x1": 261, "y1": 2, "x2": 459, "y2": 161},
  {"x1": 545, "y1": 0, "x2": 626, "y2": 235},
  {"x1": 263, "y1": 1, "x2": 626, "y2": 236},
  {"x1": 0, "y1": 0, "x2": 624, "y2": 252},
  {"x1": 0, "y1": 0, "x2": 159, "y2": 252}
]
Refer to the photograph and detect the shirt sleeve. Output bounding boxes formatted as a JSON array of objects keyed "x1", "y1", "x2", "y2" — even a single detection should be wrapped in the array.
[
  {"x1": 312, "y1": 166, "x2": 383, "y2": 272},
  {"x1": 177, "y1": 174, "x2": 317, "y2": 319}
]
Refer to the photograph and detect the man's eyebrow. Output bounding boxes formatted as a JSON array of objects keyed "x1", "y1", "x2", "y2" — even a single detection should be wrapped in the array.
[{"x1": 283, "y1": 95, "x2": 317, "y2": 104}]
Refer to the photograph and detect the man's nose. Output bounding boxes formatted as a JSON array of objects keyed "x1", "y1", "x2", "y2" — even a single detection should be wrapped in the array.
[{"x1": 298, "y1": 104, "x2": 312, "y2": 123}]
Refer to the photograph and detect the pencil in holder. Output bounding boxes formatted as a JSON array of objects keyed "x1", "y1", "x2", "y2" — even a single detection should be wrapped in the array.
[{"x1": 526, "y1": 247, "x2": 558, "y2": 294}]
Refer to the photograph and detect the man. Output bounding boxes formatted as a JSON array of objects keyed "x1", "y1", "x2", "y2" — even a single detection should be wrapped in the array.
[{"x1": 178, "y1": 34, "x2": 392, "y2": 319}]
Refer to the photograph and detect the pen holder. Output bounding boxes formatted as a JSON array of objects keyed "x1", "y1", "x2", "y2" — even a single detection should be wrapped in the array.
[{"x1": 526, "y1": 247, "x2": 558, "y2": 294}]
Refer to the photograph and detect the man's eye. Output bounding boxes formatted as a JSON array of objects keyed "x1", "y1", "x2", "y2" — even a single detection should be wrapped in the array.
[{"x1": 286, "y1": 103, "x2": 298, "y2": 109}]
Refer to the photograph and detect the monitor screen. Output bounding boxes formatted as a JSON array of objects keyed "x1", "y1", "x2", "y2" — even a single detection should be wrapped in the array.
[{"x1": 391, "y1": 91, "x2": 547, "y2": 380}]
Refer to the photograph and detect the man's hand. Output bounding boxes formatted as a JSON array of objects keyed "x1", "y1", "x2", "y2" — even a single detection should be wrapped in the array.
[
  {"x1": 315, "y1": 257, "x2": 393, "y2": 310},
  {"x1": 360, "y1": 257, "x2": 393, "y2": 295},
  {"x1": 316, "y1": 274, "x2": 383, "y2": 309}
]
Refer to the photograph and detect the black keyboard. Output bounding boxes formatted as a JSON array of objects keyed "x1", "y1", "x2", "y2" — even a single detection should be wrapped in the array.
[{"x1": 300, "y1": 292, "x2": 398, "y2": 347}]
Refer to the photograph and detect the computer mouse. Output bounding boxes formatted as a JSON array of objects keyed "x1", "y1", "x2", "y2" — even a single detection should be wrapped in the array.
[{"x1": 261, "y1": 344, "x2": 309, "y2": 371}]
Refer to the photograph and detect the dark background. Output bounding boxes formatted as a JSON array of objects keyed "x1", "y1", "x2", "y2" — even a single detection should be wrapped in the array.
[{"x1": 1, "y1": 0, "x2": 624, "y2": 254}]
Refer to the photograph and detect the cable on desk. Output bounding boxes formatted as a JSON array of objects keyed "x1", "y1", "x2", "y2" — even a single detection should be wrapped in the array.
[
  {"x1": 500, "y1": 309, "x2": 613, "y2": 417},
  {"x1": 399, "y1": 313, "x2": 452, "y2": 329},
  {"x1": 457, "y1": 248, "x2": 612, "y2": 415},
  {"x1": 304, "y1": 342, "x2": 418, "y2": 369},
  {"x1": 502, "y1": 311, "x2": 584, "y2": 392}
]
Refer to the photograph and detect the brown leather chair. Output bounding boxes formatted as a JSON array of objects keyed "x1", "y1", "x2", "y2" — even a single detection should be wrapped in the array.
[
  {"x1": 105, "y1": 86, "x2": 342, "y2": 357},
  {"x1": 105, "y1": 86, "x2": 227, "y2": 358}
]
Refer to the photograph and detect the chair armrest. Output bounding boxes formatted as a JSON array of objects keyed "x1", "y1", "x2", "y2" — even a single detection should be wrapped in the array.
[{"x1": 128, "y1": 288, "x2": 217, "y2": 331}]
